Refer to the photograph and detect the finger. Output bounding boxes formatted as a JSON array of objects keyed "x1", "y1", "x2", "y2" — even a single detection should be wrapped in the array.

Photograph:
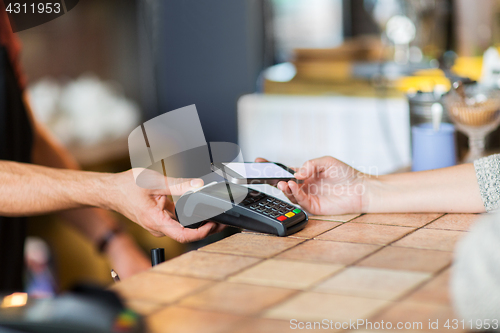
[
  {"x1": 204, "y1": 222, "x2": 226, "y2": 235},
  {"x1": 294, "y1": 164, "x2": 310, "y2": 180},
  {"x1": 277, "y1": 181, "x2": 291, "y2": 195},
  {"x1": 295, "y1": 156, "x2": 333, "y2": 179},
  {"x1": 295, "y1": 160, "x2": 318, "y2": 179},
  {"x1": 288, "y1": 180, "x2": 310, "y2": 208},
  {"x1": 176, "y1": 223, "x2": 215, "y2": 243},
  {"x1": 212, "y1": 224, "x2": 227, "y2": 234},
  {"x1": 158, "y1": 213, "x2": 219, "y2": 243},
  {"x1": 277, "y1": 181, "x2": 298, "y2": 204},
  {"x1": 147, "y1": 228, "x2": 166, "y2": 237}
]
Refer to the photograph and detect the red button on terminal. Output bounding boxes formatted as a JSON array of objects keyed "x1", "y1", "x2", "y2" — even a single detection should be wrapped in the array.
[{"x1": 277, "y1": 216, "x2": 287, "y2": 221}]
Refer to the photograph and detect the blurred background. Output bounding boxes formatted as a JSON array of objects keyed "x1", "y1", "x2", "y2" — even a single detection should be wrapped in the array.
[{"x1": 18, "y1": 0, "x2": 500, "y2": 290}]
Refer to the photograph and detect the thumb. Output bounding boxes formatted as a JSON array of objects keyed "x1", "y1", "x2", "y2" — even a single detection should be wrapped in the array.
[
  {"x1": 295, "y1": 160, "x2": 318, "y2": 179},
  {"x1": 295, "y1": 156, "x2": 335, "y2": 179}
]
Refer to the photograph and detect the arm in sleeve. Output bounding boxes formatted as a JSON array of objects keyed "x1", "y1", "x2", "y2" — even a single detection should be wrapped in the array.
[{"x1": 474, "y1": 154, "x2": 500, "y2": 212}]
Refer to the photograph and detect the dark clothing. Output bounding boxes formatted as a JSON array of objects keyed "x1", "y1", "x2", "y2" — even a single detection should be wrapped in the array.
[
  {"x1": 0, "y1": 1, "x2": 34, "y2": 292},
  {"x1": 0, "y1": 46, "x2": 33, "y2": 292}
]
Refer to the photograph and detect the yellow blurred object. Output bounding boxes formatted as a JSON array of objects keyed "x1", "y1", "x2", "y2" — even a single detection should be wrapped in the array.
[
  {"x1": 294, "y1": 61, "x2": 352, "y2": 81},
  {"x1": 1, "y1": 292, "x2": 28, "y2": 308},
  {"x1": 395, "y1": 75, "x2": 451, "y2": 93},
  {"x1": 413, "y1": 68, "x2": 446, "y2": 77},
  {"x1": 451, "y1": 56, "x2": 483, "y2": 81},
  {"x1": 396, "y1": 53, "x2": 490, "y2": 93}
]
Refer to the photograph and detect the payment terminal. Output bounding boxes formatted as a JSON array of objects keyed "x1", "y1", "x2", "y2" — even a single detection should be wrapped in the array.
[{"x1": 175, "y1": 182, "x2": 308, "y2": 236}]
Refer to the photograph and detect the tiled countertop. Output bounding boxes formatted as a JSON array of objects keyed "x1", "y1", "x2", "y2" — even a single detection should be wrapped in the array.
[{"x1": 111, "y1": 213, "x2": 482, "y2": 333}]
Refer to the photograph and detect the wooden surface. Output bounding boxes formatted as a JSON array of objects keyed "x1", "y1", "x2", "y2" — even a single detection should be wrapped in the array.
[{"x1": 111, "y1": 213, "x2": 482, "y2": 333}]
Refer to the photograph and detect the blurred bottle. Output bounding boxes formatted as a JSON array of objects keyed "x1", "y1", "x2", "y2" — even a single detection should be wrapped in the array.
[{"x1": 24, "y1": 237, "x2": 57, "y2": 298}]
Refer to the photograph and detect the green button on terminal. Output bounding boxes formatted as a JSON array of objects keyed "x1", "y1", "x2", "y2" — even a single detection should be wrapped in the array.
[{"x1": 293, "y1": 208, "x2": 301, "y2": 214}]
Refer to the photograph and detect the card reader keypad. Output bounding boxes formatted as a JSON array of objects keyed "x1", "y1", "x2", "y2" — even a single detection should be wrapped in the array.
[{"x1": 241, "y1": 191, "x2": 302, "y2": 222}]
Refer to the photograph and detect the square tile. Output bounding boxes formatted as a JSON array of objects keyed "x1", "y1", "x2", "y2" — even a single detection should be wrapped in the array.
[
  {"x1": 425, "y1": 214, "x2": 482, "y2": 231},
  {"x1": 352, "y1": 214, "x2": 443, "y2": 228},
  {"x1": 316, "y1": 223, "x2": 414, "y2": 245},
  {"x1": 110, "y1": 272, "x2": 212, "y2": 304},
  {"x1": 179, "y1": 282, "x2": 296, "y2": 316},
  {"x1": 199, "y1": 233, "x2": 304, "y2": 258},
  {"x1": 276, "y1": 240, "x2": 380, "y2": 265},
  {"x1": 406, "y1": 270, "x2": 451, "y2": 306},
  {"x1": 229, "y1": 259, "x2": 343, "y2": 289},
  {"x1": 147, "y1": 306, "x2": 244, "y2": 333},
  {"x1": 265, "y1": 292, "x2": 391, "y2": 322},
  {"x1": 356, "y1": 247, "x2": 453, "y2": 273},
  {"x1": 313, "y1": 267, "x2": 431, "y2": 300},
  {"x1": 288, "y1": 220, "x2": 341, "y2": 239},
  {"x1": 392, "y1": 229, "x2": 466, "y2": 252},
  {"x1": 153, "y1": 251, "x2": 261, "y2": 280},
  {"x1": 310, "y1": 214, "x2": 361, "y2": 222}
]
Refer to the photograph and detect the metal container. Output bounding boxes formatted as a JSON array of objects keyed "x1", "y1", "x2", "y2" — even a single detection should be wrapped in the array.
[{"x1": 407, "y1": 91, "x2": 450, "y2": 127}]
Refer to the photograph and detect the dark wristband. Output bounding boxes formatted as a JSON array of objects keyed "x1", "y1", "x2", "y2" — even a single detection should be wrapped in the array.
[{"x1": 97, "y1": 227, "x2": 122, "y2": 254}]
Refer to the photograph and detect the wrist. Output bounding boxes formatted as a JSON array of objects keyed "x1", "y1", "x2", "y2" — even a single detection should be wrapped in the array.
[
  {"x1": 362, "y1": 173, "x2": 404, "y2": 213},
  {"x1": 84, "y1": 172, "x2": 118, "y2": 211},
  {"x1": 360, "y1": 173, "x2": 380, "y2": 213},
  {"x1": 63, "y1": 170, "x2": 113, "y2": 210}
]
